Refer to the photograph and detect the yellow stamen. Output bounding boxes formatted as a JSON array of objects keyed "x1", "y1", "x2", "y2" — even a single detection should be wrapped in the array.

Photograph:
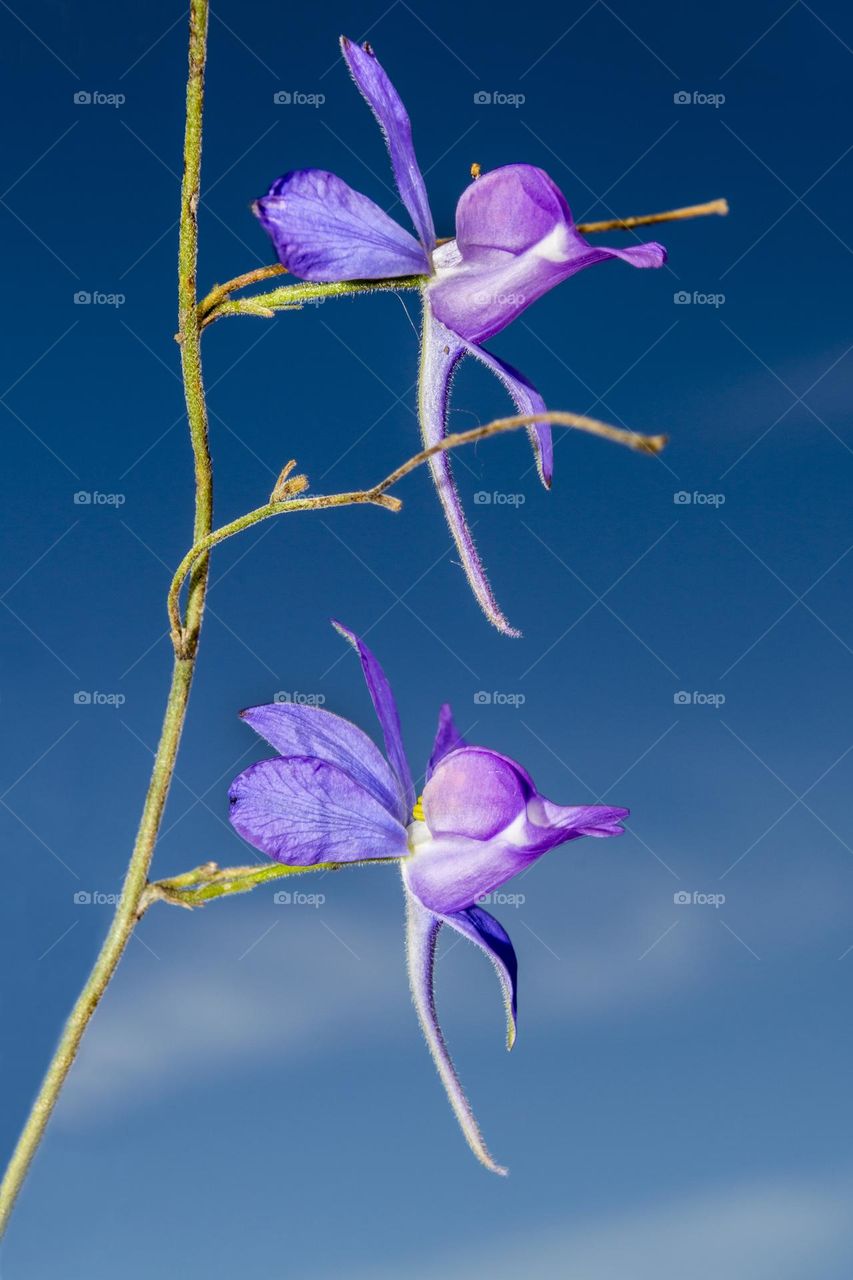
[
  {"x1": 470, "y1": 162, "x2": 481, "y2": 180},
  {"x1": 412, "y1": 796, "x2": 425, "y2": 822}
]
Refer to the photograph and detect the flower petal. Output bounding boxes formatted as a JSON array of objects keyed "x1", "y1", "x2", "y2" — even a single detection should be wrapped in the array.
[
  {"x1": 255, "y1": 169, "x2": 429, "y2": 281},
  {"x1": 405, "y1": 888, "x2": 507, "y2": 1174},
  {"x1": 239, "y1": 701, "x2": 405, "y2": 822},
  {"x1": 420, "y1": 305, "x2": 520, "y2": 637},
  {"x1": 441, "y1": 904, "x2": 518, "y2": 1049},
  {"x1": 229, "y1": 756, "x2": 408, "y2": 864},
  {"x1": 332, "y1": 621, "x2": 416, "y2": 816},
  {"x1": 423, "y1": 746, "x2": 532, "y2": 840},
  {"x1": 466, "y1": 341, "x2": 553, "y2": 488},
  {"x1": 426, "y1": 703, "x2": 467, "y2": 780},
  {"x1": 528, "y1": 799, "x2": 629, "y2": 848},
  {"x1": 405, "y1": 746, "x2": 628, "y2": 913},
  {"x1": 340, "y1": 37, "x2": 436, "y2": 252},
  {"x1": 404, "y1": 832, "x2": 526, "y2": 916},
  {"x1": 429, "y1": 164, "x2": 666, "y2": 343}
]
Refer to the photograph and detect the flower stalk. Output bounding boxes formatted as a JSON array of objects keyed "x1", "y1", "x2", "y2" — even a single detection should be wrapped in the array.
[
  {"x1": 140, "y1": 858, "x2": 341, "y2": 911},
  {"x1": 199, "y1": 273, "x2": 426, "y2": 327}
]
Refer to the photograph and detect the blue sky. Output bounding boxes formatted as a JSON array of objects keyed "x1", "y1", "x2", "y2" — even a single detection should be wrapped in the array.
[{"x1": 2, "y1": 0, "x2": 853, "y2": 1275}]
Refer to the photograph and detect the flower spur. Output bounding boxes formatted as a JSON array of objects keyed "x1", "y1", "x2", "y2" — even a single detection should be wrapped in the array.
[{"x1": 228, "y1": 623, "x2": 627, "y2": 1173}]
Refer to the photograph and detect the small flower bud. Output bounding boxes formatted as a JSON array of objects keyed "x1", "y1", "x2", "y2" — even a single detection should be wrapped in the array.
[{"x1": 271, "y1": 460, "x2": 310, "y2": 502}]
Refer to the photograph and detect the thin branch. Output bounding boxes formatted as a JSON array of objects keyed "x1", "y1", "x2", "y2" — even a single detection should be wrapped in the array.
[
  {"x1": 577, "y1": 197, "x2": 728, "y2": 234},
  {"x1": 167, "y1": 409, "x2": 667, "y2": 642},
  {"x1": 372, "y1": 411, "x2": 666, "y2": 498},
  {"x1": 198, "y1": 263, "x2": 288, "y2": 316}
]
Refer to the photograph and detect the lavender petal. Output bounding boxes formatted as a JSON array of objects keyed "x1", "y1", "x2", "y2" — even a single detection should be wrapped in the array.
[
  {"x1": 229, "y1": 756, "x2": 408, "y2": 864},
  {"x1": 430, "y1": 164, "x2": 666, "y2": 343},
  {"x1": 255, "y1": 168, "x2": 429, "y2": 281},
  {"x1": 333, "y1": 621, "x2": 416, "y2": 815},
  {"x1": 239, "y1": 701, "x2": 405, "y2": 822},
  {"x1": 426, "y1": 703, "x2": 467, "y2": 780},
  {"x1": 406, "y1": 746, "x2": 628, "y2": 914},
  {"x1": 340, "y1": 37, "x2": 436, "y2": 252}
]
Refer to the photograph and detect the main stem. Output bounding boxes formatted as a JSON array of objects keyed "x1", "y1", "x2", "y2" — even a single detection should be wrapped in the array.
[
  {"x1": 179, "y1": 0, "x2": 214, "y2": 654},
  {"x1": 0, "y1": 0, "x2": 212, "y2": 1235}
]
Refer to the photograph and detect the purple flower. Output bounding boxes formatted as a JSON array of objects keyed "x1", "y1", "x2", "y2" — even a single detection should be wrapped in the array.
[
  {"x1": 228, "y1": 623, "x2": 627, "y2": 1173},
  {"x1": 255, "y1": 37, "x2": 666, "y2": 636}
]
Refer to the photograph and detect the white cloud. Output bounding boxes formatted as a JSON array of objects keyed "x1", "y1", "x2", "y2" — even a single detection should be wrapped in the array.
[
  {"x1": 57, "y1": 895, "x2": 407, "y2": 1125},
  {"x1": 331, "y1": 1176, "x2": 853, "y2": 1280}
]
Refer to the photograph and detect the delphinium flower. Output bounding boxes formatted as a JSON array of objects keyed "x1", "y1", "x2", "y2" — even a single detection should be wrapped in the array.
[
  {"x1": 254, "y1": 37, "x2": 666, "y2": 636},
  {"x1": 228, "y1": 622, "x2": 627, "y2": 1173}
]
